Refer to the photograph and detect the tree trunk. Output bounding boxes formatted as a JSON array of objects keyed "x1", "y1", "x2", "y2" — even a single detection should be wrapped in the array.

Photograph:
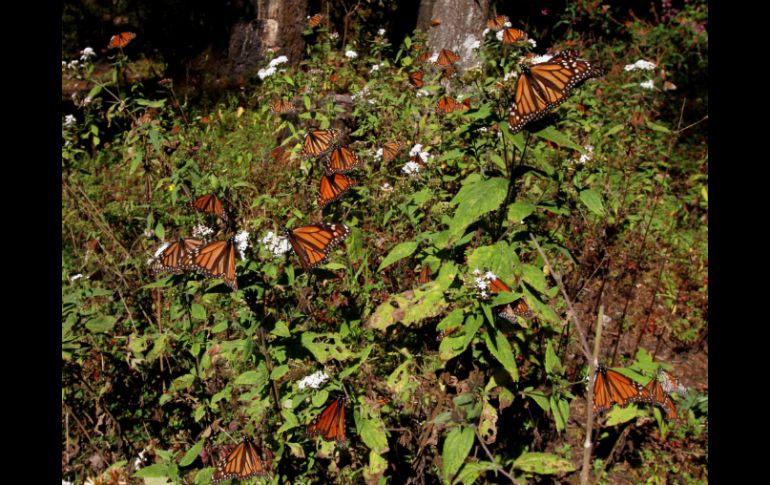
[{"x1": 416, "y1": 0, "x2": 490, "y2": 73}]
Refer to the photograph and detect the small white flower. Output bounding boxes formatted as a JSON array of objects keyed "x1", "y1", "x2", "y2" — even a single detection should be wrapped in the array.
[
  {"x1": 416, "y1": 88, "x2": 430, "y2": 97},
  {"x1": 298, "y1": 370, "x2": 329, "y2": 390},
  {"x1": 370, "y1": 63, "x2": 381, "y2": 73},
  {"x1": 530, "y1": 54, "x2": 553, "y2": 64},
  {"x1": 639, "y1": 79, "x2": 655, "y2": 90},
  {"x1": 428, "y1": 52, "x2": 439, "y2": 63},
  {"x1": 69, "y1": 274, "x2": 83, "y2": 282},
  {"x1": 67, "y1": 60, "x2": 79, "y2": 69},
  {"x1": 409, "y1": 144, "x2": 423, "y2": 157},
  {"x1": 144, "y1": 228, "x2": 154, "y2": 239},
  {"x1": 258, "y1": 66, "x2": 277, "y2": 80},
  {"x1": 476, "y1": 126, "x2": 489, "y2": 133},
  {"x1": 62, "y1": 481, "x2": 75, "y2": 485},
  {"x1": 153, "y1": 242, "x2": 170, "y2": 259},
  {"x1": 83, "y1": 96, "x2": 93, "y2": 106},
  {"x1": 345, "y1": 50, "x2": 358, "y2": 59},
  {"x1": 262, "y1": 231, "x2": 291, "y2": 257},
  {"x1": 496, "y1": 30, "x2": 504, "y2": 41},
  {"x1": 192, "y1": 224, "x2": 214, "y2": 239},
  {"x1": 65, "y1": 140, "x2": 72, "y2": 147},
  {"x1": 578, "y1": 145, "x2": 594, "y2": 164},
  {"x1": 80, "y1": 47, "x2": 96, "y2": 61},
  {"x1": 380, "y1": 182, "x2": 393, "y2": 192},
  {"x1": 64, "y1": 114, "x2": 77, "y2": 127},
  {"x1": 61, "y1": 61, "x2": 67, "y2": 68},
  {"x1": 329, "y1": 32, "x2": 339, "y2": 40},
  {"x1": 374, "y1": 148, "x2": 384, "y2": 161},
  {"x1": 377, "y1": 28, "x2": 386, "y2": 36},
  {"x1": 268, "y1": 55, "x2": 289, "y2": 68},
  {"x1": 134, "y1": 449, "x2": 148, "y2": 470},
  {"x1": 624, "y1": 59, "x2": 657, "y2": 71},
  {"x1": 527, "y1": 38, "x2": 537, "y2": 48},
  {"x1": 503, "y1": 70, "x2": 518, "y2": 82},
  {"x1": 482, "y1": 28, "x2": 491, "y2": 36},
  {"x1": 402, "y1": 161, "x2": 422, "y2": 176},
  {"x1": 235, "y1": 231, "x2": 250, "y2": 260},
  {"x1": 602, "y1": 314, "x2": 612, "y2": 325},
  {"x1": 484, "y1": 270, "x2": 497, "y2": 280}
]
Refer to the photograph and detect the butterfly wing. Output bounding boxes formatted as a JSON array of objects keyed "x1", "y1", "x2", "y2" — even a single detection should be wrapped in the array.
[
  {"x1": 502, "y1": 28, "x2": 527, "y2": 44},
  {"x1": 435, "y1": 49, "x2": 460, "y2": 67},
  {"x1": 287, "y1": 223, "x2": 351, "y2": 271},
  {"x1": 212, "y1": 440, "x2": 268, "y2": 483},
  {"x1": 435, "y1": 96, "x2": 458, "y2": 115},
  {"x1": 319, "y1": 173, "x2": 357, "y2": 208},
  {"x1": 303, "y1": 129, "x2": 339, "y2": 158},
  {"x1": 152, "y1": 238, "x2": 205, "y2": 274},
  {"x1": 269, "y1": 99, "x2": 295, "y2": 114},
  {"x1": 189, "y1": 238, "x2": 238, "y2": 290},
  {"x1": 594, "y1": 366, "x2": 643, "y2": 413},
  {"x1": 308, "y1": 13, "x2": 323, "y2": 27},
  {"x1": 487, "y1": 15, "x2": 510, "y2": 30},
  {"x1": 188, "y1": 193, "x2": 227, "y2": 221},
  {"x1": 323, "y1": 146, "x2": 361, "y2": 174},
  {"x1": 409, "y1": 70, "x2": 424, "y2": 88},
  {"x1": 108, "y1": 32, "x2": 136, "y2": 49},
  {"x1": 308, "y1": 397, "x2": 346, "y2": 442},
  {"x1": 641, "y1": 378, "x2": 679, "y2": 420},
  {"x1": 382, "y1": 141, "x2": 403, "y2": 162}
]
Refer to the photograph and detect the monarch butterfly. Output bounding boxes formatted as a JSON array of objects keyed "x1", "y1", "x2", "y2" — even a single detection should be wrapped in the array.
[
  {"x1": 188, "y1": 237, "x2": 238, "y2": 290},
  {"x1": 409, "y1": 70, "x2": 424, "y2": 88},
  {"x1": 430, "y1": 18, "x2": 442, "y2": 27},
  {"x1": 270, "y1": 145, "x2": 292, "y2": 165},
  {"x1": 508, "y1": 50, "x2": 606, "y2": 135},
  {"x1": 435, "y1": 96, "x2": 470, "y2": 115},
  {"x1": 434, "y1": 49, "x2": 460, "y2": 68},
  {"x1": 307, "y1": 396, "x2": 347, "y2": 442},
  {"x1": 382, "y1": 141, "x2": 403, "y2": 163},
  {"x1": 658, "y1": 369, "x2": 687, "y2": 395},
  {"x1": 496, "y1": 298, "x2": 535, "y2": 323},
  {"x1": 322, "y1": 145, "x2": 362, "y2": 174},
  {"x1": 319, "y1": 173, "x2": 357, "y2": 208},
  {"x1": 418, "y1": 264, "x2": 432, "y2": 284},
  {"x1": 285, "y1": 223, "x2": 351, "y2": 270},
  {"x1": 487, "y1": 15, "x2": 510, "y2": 31},
  {"x1": 501, "y1": 28, "x2": 528, "y2": 44},
  {"x1": 307, "y1": 14, "x2": 323, "y2": 28},
  {"x1": 151, "y1": 237, "x2": 205, "y2": 274},
  {"x1": 108, "y1": 31, "x2": 136, "y2": 49},
  {"x1": 639, "y1": 369, "x2": 684, "y2": 420},
  {"x1": 212, "y1": 439, "x2": 271, "y2": 483},
  {"x1": 188, "y1": 193, "x2": 228, "y2": 222},
  {"x1": 593, "y1": 365, "x2": 644, "y2": 414},
  {"x1": 302, "y1": 128, "x2": 339, "y2": 158},
  {"x1": 487, "y1": 275, "x2": 513, "y2": 293},
  {"x1": 269, "y1": 99, "x2": 295, "y2": 114},
  {"x1": 417, "y1": 51, "x2": 432, "y2": 64}
]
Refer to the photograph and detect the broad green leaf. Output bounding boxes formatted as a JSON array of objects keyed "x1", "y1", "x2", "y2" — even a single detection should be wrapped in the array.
[
  {"x1": 312, "y1": 390, "x2": 329, "y2": 407},
  {"x1": 645, "y1": 120, "x2": 671, "y2": 133},
  {"x1": 445, "y1": 177, "x2": 507, "y2": 246},
  {"x1": 453, "y1": 461, "x2": 497, "y2": 485},
  {"x1": 544, "y1": 341, "x2": 562, "y2": 374},
  {"x1": 513, "y1": 452, "x2": 575, "y2": 474},
  {"x1": 507, "y1": 202, "x2": 536, "y2": 223},
  {"x1": 339, "y1": 344, "x2": 375, "y2": 379},
  {"x1": 523, "y1": 388, "x2": 550, "y2": 413},
  {"x1": 435, "y1": 309, "x2": 464, "y2": 333},
  {"x1": 550, "y1": 396, "x2": 569, "y2": 433},
  {"x1": 85, "y1": 315, "x2": 116, "y2": 333},
  {"x1": 377, "y1": 241, "x2": 419, "y2": 272},
  {"x1": 301, "y1": 332, "x2": 354, "y2": 363},
  {"x1": 271, "y1": 364, "x2": 290, "y2": 380},
  {"x1": 133, "y1": 463, "x2": 170, "y2": 478},
  {"x1": 179, "y1": 438, "x2": 204, "y2": 467},
  {"x1": 442, "y1": 427, "x2": 475, "y2": 481},
  {"x1": 359, "y1": 414, "x2": 388, "y2": 453},
  {"x1": 579, "y1": 189, "x2": 605, "y2": 216},
  {"x1": 521, "y1": 264, "x2": 547, "y2": 293},
  {"x1": 190, "y1": 304, "x2": 206, "y2": 320},
  {"x1": 534, "y1": 126, "x2": 584, "y2": 152},
  {"x1": 136, "y1": 98, "x2": 166, "y2": 108},
  {"x1": 271, "y1": 320, "x2": 291, "y2": 338},
  {"x1": 439, "y1": 315, "x2": 483, "y2": 361},
  {"x1": 155, "y1": 222, "x2": 165, "y2": 241},
  {"x1": 482, "y1": 328, "x2": 519, "y2": 382},
  {"x1": 605, "y1": 124, "x2": 625, "y2": 136},
  {"x1": 606, "y1": 403, "x2": 645, "y2": 426},
  {"x1": 465, "y1": 241, "x2": 519, "y2": 286},
  {"x1": 364, "y1": 451, "x2": 388, "y2": 483}
]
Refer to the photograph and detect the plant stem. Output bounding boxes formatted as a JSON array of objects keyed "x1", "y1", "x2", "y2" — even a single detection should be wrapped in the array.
[
  {"x1": 581, "y1": 305, "x2": 605, "y2": 485},
  {"x1": 473, "y1": 425, "x2": 521, "y2": 485}
]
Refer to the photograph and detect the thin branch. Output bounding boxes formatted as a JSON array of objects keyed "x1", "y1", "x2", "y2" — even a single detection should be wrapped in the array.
[
  {"x1": 473, "y1": 425, "x2": 521, "y2": 485},
  {"x1": 63, "y1": 401, "x2": 108, "y2": 466},
  {"x1": 581, "y1": 306, "x2": 605, "y2": 485},
  {"x1": 529, "y1": 234, "x2": 592, "y2": 360}
]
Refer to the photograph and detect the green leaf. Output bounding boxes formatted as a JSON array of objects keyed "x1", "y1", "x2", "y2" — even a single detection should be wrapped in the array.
[
  {"x1": 179, "y1": 438, "x2": 204, "y2": 467},
  {"x1": 507, "y1": 202, "x2": 536, "y2": 223},
  {"x1": 482, "y1": 328, "x2": 519, "y2": 381},
  {"x1": 190, "y1": 304, "x2": 206, "y2": 320},
  {"x1": 234, "y1": 365, "x2": 268, "y2": 388},
  {"x1": 136, "y1": 98, "x2": 166, "y2": 108},
  {"x1": 513, "y1": 452, "x2": 575, "y2": 474},
  {"x1": 453, "y1": 461, "x2": 497, "y2": 485},
  {"x1": 442, "y1": 426, "x2": 475, "y2": 481},
  {"x1": 85, "y1": 315, "x2": 116, "y2": 333},
  {"x1": 523, "y1": 388, "x2": 550, "y2": 413},
  {"x1": 271, "y1": 320, "x2": 291, "y2": 337},
  {"x1": 606, "y1": 403, "x2": 645, "y2": 426},
  {"x1": 534, "y1": 126, "x2": 584, "y2": 152},
  {"x1": 364, "y1": 450, "x2": 388, "y2": 483},
  {"x1": 579, "y1": 189, "x2": 605, "y2": 216},
  {"x1": 301, "y1": 332, "x2": 354, "y2": 363},
  {"x1": 445, "y1": 177, "x2": 507, "y2": 246},
  {"x1": 133, "y1": 463, "x2": 170, "y2": 478},
  {"x1": 359, "y1": 414, "x2": 389, "y2": 454},
  {"x1": 645, "y1": 120, "x2": 671, "y2": 133},
  {"x1": 377, "y1": 241, "x2": 419, "y2": 272},
  {"x1": 338, "y1": 344, "x2": 375, "y2": 379},
  {"x1": 544, "y1": 341, "x2": 562, "y2": 374},
  {"x1": 521, "y1": 264, "x2": 547, "y2": 293},
  {"x1": 466, "y1": 241, "x2": 519, "y2": 286},
  {"x1": 155, "y1": 222, "x2": 165, "y2": 241},
  {"x1": 439, "y1": 315, "x2": 483, "y2": 361},
  {"x1": 550, "y1": 396, "x2": 569, "y2": 433}
]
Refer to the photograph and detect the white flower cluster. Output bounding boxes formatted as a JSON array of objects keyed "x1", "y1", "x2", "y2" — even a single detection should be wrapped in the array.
[
  {"x1": 258, "y1": 66, "x2": 276, "y2": 80},
  {"x1": 64, "y1": 114, "x2": 77, "y2": 127},
  {"x1": 192, "y1": 224, "x2": 214, "y2": 239},
  {"x1": 262, "y1": 231, "x2": 291, "y2": 256},
  {"x1": 297, "y1": 370, "x2": 329, "y2": 390},
  {"x1": 415, "y1": 88, "x2": 431, "y2": 97},
  {"x1": 234, "y1": 230, "x2": 250, "y2": 260},
  {"x1": 258, "y1": 56, "x2": 288, "y2": 80},
  {"x1": 401, "y1": 161, "x2": 422, "y2": 176},
  {"x1": 624, "y1": 59, "x2": 656, "y2": 71},
  {"x1": 352, "y1": 85, "x2": 375, "y2": 105},
  {"x1": 329, "y1": 32, "x2": 340, "y2": 40},
  {"x1": 370, "y1": 63, "x2": 382, "y2": 73},
  {"x1": 80, "y1": 47, "x2": 96, "y2": 61},
  {"x1": 380, "y1": 182, "x2": 393, "y2": 192},
  {"x1": 374, "y1": 147, "x2": 384, "y2": 161},
  {"x1": 578, "y1": 145, "x2": 594, "y2": 164},
  {"x1": 409, "y1": 143, "x2": 430, "y2": 163},
  {"x1": 345, "y1": 50, "x2": 358, "y2": 59},
  {"x1": 503, "y1": 70, "x2": 518, "y2": 82},
  {"x1": 69, "y1": 273, "x2": 84, "y2": 282},
  {"x1": 639, "y1": 80, "x2": 655, "y2": 90},
  {"x1": 473, "y1": 268, "x2": 498, "y2": 299},
  {"x1": 526, "y1": 38, "x2": 537, "y2": 48}
]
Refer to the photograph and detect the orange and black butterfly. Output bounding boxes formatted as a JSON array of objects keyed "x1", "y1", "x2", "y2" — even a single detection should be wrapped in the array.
[
  {"x1": 212, "y1": 439, "x2": 272, "y2": 483},
  {"x1": 430, "y1": 18, "x2": 442, "y2": 27},
  {"x1": 285, "y1": 223, "x2": 351, "y2": 271},
  {"x1": 487, "y1": 15, "x2": 510, "y2": 31},
  {"x1": 409, "y1": 70, "x2": 424, "y2": 88},
  {"x1": 501, "y1": 28, "x2": 527, "y2": 44},
  {"x1": 435, "y1": 96, "x2": 471, "y2": 115},
  {"x1": 319, "y1": 173, "x2": 357, "y2": 208},
  {"x1": 271, "y1": 145, "x2": 292, "y2": 165},
  {"x1": 497, "y1": 298, "x2": 535, "y2": 323},
  {"x1": 151, "y1": 237, "x2": 205, "y2": 274},
  {"x1": 418, "y1": 264, "x2": 432, "y2": 284},
  {"x1": 593, "y1": 365, "x2": 644, "y2": 414},
  {"x1": 639, "y1": 369, "x2": 685, "y2": 420},
  {"x1": 269, "y1": 99, "x2": 295, "y2": 114},
  {"x1": 108, "y1": 31, "x2": 136, "y2": 49},
  {"x1": 434, "y1": 49, "x2": 460, "y2": 68},
  {"x1": 302, "y1": 128, "x2": 339, "y2": 158},
  {"x1": 307, "y1": 396, "x2": 347, "y2": 442},
  {"x1": 323, "y1": 145, "x2": 362, "y2": 174},
  {"x1": 417, "y1": 51, "x2": 432, "y2": 64},
  {"x1": 188, "y1": 237, "x2": 238, "y2": 290},
  {"x1": 188, "y1": 193, "x2": 228, "y2": 222},
  {"x1": 307, "y1": 14, "x2": 323, "y2": 28},
  {"x1": 382, "y1": 141, "x2": 403, "y2": 163},
  {"x1": 508, "y1": 50, "x2": 606, "y2": 134}
]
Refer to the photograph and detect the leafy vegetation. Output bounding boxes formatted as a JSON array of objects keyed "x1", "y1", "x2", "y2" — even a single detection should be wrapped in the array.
[{"x1": 62, "y1": 1, "x2": 707, "y2": 483}]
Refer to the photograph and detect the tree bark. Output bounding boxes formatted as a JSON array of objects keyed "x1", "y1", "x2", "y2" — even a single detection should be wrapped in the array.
[{"x1": 416, "y1": 0, "x2": 490, "y2": 73}]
